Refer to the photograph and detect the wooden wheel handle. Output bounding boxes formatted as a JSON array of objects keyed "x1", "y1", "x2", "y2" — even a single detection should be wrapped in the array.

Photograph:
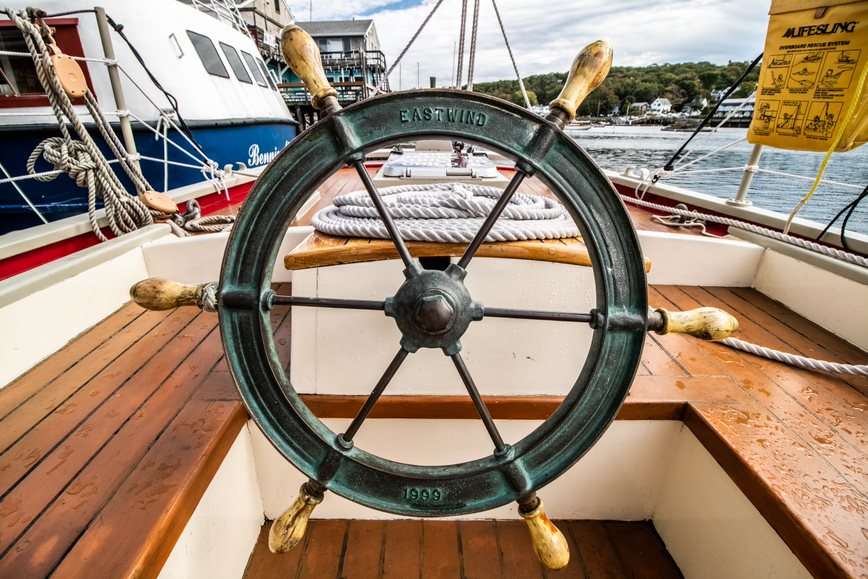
[
  {"x1": 129, "y1": 277, "x2": 215, "y2": 311},
  {"x1": 520, "y1": 499, "x2": 570, "y2": 569},
  {"x1": 268, "y1": 483, "x2": 323, "y2": 553},
  {"x1": 649, "y1": 307, "x2": 739, "y2": 341},
  {"x1": 549, "y1": 40, "x2": 613, "y2": 122},
  {"x1": 280, "y1": 23, "x2": 339, "y2": 113}
]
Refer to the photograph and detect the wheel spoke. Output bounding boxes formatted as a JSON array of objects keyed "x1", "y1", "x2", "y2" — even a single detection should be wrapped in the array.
[
  {"x1": 341, "y1": 348, "x2": 410, "y2": 443},
  {"x1": 450, "y1": 352, "x2": 506, "y2": 453},
  {"x1": 271, "y1": 295, "x2": 385, "y2": 311},
  {"x1": 457, "y1": 170, "x2": 527, "y2": 269},
  {"x1": 484, "y1": 307, "x2": 594, "y2": 323},
  {"x1": 352, "y1": 160, "x2": 421, "y2": 276}
]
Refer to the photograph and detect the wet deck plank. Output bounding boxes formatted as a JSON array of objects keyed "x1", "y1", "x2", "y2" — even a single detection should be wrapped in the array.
[{"x1": 242, "y1": 520, "x2": 682, "y2": 579}]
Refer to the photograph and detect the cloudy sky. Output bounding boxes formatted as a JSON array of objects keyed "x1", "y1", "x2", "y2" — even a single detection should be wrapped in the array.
[{"x1": 285, "y1": 0, "x2": 770, "y2": 88}]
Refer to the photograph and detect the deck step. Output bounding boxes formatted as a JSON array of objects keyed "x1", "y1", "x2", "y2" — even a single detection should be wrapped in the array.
[{"x1": 243, "y1": 519, "x2": 683, "y2": 579}]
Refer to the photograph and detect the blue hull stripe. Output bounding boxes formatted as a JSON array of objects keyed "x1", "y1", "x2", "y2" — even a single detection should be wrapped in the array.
[{"x1": 0, "y1": 121, "x2": 297, "y2": 235}]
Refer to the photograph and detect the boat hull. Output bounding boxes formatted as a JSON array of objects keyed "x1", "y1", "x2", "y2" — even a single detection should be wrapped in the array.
[{"x1": 0, "y1": 119, "x2": 297, "y2": 234}]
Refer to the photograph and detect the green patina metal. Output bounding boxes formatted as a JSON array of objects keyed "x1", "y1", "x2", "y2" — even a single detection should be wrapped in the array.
[{"x1": 218, "y1": 89, "x2": 647, "y2": 517}]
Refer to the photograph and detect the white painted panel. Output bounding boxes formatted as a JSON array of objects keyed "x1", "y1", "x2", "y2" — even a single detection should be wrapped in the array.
[
  {"x1": 639, "y1": 230, "x2": 763, "y2": 287},
  {"x1": 654, "y1": 428, "x2": 811, "y2": 579},
  {"x1": 249, "y1": 419, "x2": 681, "y2": 521},
  {"x1": 142, "y1": 226, "x2": 314, "y2": 284},
  {"x1": 753, "y1": 250, "x2": 868, "y2": 351},
  {"x1": 159, "y1": 427, "x2": 264, "y2": 579},
  {"x1": 0, "y1": 249, "x2": 148, "y2": 387},
  {"x1": 291, "y1": 259, "x2": 595, "y2": 396}
]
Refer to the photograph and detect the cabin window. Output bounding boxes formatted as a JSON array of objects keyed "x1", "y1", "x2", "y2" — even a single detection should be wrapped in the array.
[
  {"x1": 0, "y1": 19, "x2": 92, "y2": 108},
  {"x1": 274, "y1": 0, "x2": 280, "y2": 14},
  {"x1": 256, "y1": 58, "x2": 276, "y2": 89},
  {"x1": 187, "y1": 31, "x2": 229, "y2": 78},
  {"x1": 241, "y1": 50, "x2": 267, "y2": 86},
  {"x1": 0, "y1": 28, "x2": 41, "y2": 96},
  {"x1": 219, "y1": 42, "x2": 251, "y2": 84}
]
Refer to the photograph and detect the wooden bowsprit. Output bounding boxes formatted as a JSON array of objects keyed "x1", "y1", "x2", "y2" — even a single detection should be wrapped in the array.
[{"x1": 129, "y1": 27, "x2": 738, "y2": 570}]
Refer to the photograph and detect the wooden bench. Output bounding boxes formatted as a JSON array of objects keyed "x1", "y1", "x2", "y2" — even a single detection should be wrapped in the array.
[
  {"x1": 0, "y1": 285, "x2": 865, "y2": 578},
  {"x1": 284, "y1": 231, "x2": 652, "y2": 271}
]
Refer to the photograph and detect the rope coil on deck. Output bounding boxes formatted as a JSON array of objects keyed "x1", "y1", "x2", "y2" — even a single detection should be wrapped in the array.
[{"x1": 313, "y1": 182, "x2": 579, "y2": 243}]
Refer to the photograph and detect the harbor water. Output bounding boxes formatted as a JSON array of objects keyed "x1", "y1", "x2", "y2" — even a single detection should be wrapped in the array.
[{"x1": 572, "y1": 126, "x2": 868, "y2": 234}]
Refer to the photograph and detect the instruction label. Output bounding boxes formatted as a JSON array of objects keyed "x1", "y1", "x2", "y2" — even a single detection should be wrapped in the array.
[{"x1": 749, "y1": 1, "x2": 868, "y2": 152}]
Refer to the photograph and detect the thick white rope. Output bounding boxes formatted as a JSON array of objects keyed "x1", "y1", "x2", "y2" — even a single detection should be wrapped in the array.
[
  {"x1": 621, "y1": 194, "x2": 868, "y2": 268},
  {"x1": 312, "y1": 182, "x2": 578, "y2": 243},
  {"x1": 722, "y1": 338, "x2": 868, "y2": 377}
]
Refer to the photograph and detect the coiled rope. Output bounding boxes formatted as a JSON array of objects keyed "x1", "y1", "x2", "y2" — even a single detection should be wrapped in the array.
[
  {"x1": 12, "y1": 11, "x2": 153, "y2": 241},
  {"x1": 312, "y1": 182, "x2": 578, "y2": 243}
]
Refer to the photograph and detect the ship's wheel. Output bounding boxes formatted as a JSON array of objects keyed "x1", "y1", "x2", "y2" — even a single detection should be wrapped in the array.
[{"x1": 131, "y1": 27, "x2": 738, "y2": 570}]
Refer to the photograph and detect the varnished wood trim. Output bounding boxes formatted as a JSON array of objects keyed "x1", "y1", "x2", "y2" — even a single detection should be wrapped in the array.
[
  {"x1": 682, "y1": 404, "x2": 842, "y2": 579},
  {"x1": 284, "y1": 232, "x2": 605, "y2": 270},
  {"x1": 299, "y1": 394, "x2": 684, "y2": 421},
  {"x1": 51, "y1": 401, "x2": 248, "y2": 579}
]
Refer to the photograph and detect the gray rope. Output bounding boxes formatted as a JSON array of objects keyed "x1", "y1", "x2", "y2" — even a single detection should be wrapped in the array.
[
  {"x1": 466, "y1": 0, "x2": 481, "y2": 91},
  {"x1": 13, "y1": 11, "x2": 234, "y2": 240},
  {"x1": 621, "y1": 195, "x2": 868, "y2": 269},
  {"x1": 197, "y1": 281, "x2": 219, "y2": 312},
  {"x1": 722, "y1": 337, "x2": 868, "y2": 377},
  {"x1": 12, "y1": 12, "x2": 154, "y2": 242},
  {"x1": 456, "y1": 0, "x2": 468, "y2": 88},
  {"x1": 313, "y1": 182, "x2": 578, "y2": 243},
  {"x1": 173, "y1": 199, "x2": 235, "y2": 234}
]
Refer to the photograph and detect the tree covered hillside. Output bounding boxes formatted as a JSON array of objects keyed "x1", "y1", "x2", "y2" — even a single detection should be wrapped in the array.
[{"x1": 474, "y1": 60, "x2": 760, "y2": 115}]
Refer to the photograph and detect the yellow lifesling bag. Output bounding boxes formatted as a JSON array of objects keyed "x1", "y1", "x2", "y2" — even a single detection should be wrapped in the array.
[{"x1": 748, "y1": 0, "x2": 868, "y2": 152}]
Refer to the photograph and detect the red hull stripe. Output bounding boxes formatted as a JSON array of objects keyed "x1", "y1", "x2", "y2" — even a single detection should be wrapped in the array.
[{"x1": 0, "y1": 181, "x2": 255, "y2": 282}]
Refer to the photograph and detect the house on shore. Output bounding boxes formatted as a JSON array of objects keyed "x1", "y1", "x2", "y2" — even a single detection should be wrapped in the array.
[
  {"x1": 650, "y1": 97, "x2": 672, "y2": 114},
  {"x1": 278, "y1": 19, "x2": 389, "y2": 127}
]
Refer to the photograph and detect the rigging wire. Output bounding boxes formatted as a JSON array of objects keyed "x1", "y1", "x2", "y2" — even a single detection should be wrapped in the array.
[
  {"x1": 816, "y1": 184, "x2": 868, "y2": 252},
  {"x1": 466, "y1": 0, "x2": 481, "y2": 91},
  {"x1": 383, "y1": 0, "x2": 448, "y2": 88},
  {"x1": 103, "y1": 14, "x2": 200, "y2": 146},
  {"x1": 35, "y1": 8, "x2": 198, "y2": 145},
  {"x1": 456, "y1": 0, "x2": 468, "y2": 88},
  {"x1": 491, "y1": 0, "x2": 530, "y2": 108},
  {"x1": 656, "y1": 53, "x2": 763, "y2": 178}
]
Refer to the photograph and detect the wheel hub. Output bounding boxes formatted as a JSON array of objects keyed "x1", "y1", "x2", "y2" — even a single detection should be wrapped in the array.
[
  {"x1": 414, "y1": 292, "x2": 455, "y2": 334},
  {"x1": 385, "y1": 264, "x2": 482, "y2": 354}
]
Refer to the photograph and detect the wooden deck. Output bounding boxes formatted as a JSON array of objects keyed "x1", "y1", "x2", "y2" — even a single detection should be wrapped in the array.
[
  {"x1": 1, "y1": 283, "x2": 865, "y2": 578},
  {"x1": 1, "y1": 169, "x2": 867, "y2": 578},
  {"x1": 243, "y1": 519, "x2": 682, "y2": 579}
]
